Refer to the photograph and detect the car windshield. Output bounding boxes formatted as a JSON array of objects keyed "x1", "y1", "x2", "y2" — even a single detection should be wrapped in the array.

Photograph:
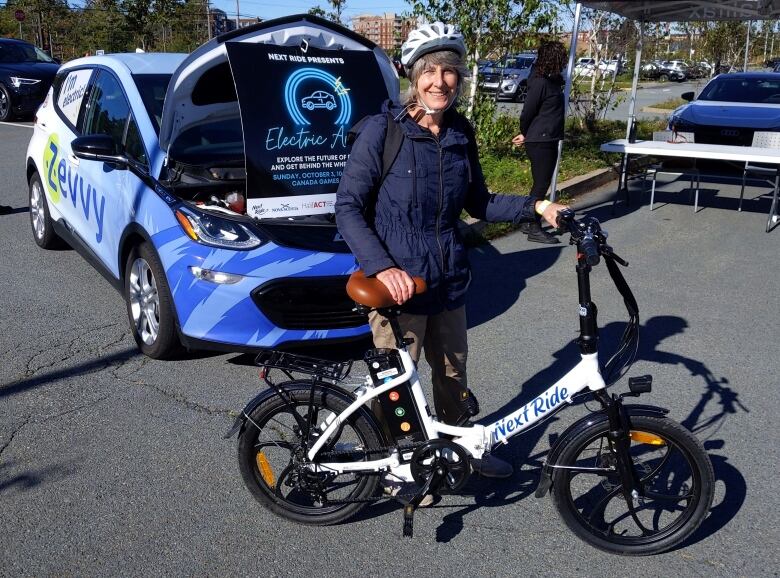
[
  {"x1": 0, "y1": 43, "x2": 55, "y2": 64},
  {"x1": 508, "y1": 57, "x2": 534, "y2": 69},
  {"x1": 698, "y1": 77, "x2": 780, "y2": 103},
  {"x1": 133, "y1": 73, "x2": 171, "y2": 134}
]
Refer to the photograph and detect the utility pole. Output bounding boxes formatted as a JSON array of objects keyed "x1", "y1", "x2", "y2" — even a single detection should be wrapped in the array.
[
  {"x1": 206, "y1": 0, "x2": 212, "y2": 40},
  {"x1": 235, "y1": 0, "x2": 240, "y2": 29}
]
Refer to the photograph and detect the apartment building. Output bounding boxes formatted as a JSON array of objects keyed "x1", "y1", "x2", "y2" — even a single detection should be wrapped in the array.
[{"x1": 352, "y1": 13, "x2": 417, "y2": 54}]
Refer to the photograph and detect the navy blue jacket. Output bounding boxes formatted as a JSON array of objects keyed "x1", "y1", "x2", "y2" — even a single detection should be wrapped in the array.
[{"x1": 335, "y1": 101, "x2": 535, "y2": 314}]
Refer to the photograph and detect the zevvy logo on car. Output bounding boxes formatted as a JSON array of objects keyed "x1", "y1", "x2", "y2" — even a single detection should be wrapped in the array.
[{"x1": 43, "y1": 133, "x2": 107, "y2": 243}]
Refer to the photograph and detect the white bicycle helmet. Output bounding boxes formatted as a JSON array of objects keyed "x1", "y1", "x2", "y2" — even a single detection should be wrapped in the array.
[{"x1": 400, "y1": 22, "x2": 466, "y2": 70}]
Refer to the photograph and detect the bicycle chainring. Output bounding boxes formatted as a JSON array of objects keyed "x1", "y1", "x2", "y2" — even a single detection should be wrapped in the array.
[{"x1": 409, "y1": 439, "x2": 472, "y2": 492}]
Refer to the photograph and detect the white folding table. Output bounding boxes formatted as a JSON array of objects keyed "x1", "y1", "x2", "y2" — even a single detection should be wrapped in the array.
[{"x1": 601, "y1": 139, "x2": 780, "y2": 232}]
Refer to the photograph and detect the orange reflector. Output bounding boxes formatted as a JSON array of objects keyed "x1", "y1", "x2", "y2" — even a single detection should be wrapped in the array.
[
  {"x1": 630, "y1": 431, "x2": 666, "y2": 445},
  {"x1": 175, "y1": 210, "x2": 198, "y2": 240},
  {"x1": 256, "y1": 452, "x2": 276, "y2": 488}
]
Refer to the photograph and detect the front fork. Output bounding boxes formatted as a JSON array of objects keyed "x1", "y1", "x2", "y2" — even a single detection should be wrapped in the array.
[{"x1": 593, "y1": 389, "x2": 643, "y2": 500}]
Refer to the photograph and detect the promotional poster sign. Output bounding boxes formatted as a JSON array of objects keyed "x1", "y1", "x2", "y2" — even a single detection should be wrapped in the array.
[{"x1": 225, "y1": 42, "x2": 390, "y2": 219}]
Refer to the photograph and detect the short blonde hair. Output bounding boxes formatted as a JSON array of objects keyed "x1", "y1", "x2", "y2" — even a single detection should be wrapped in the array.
[{"x1": 404, "y1": 50, "x2": 468, "y2": 107}]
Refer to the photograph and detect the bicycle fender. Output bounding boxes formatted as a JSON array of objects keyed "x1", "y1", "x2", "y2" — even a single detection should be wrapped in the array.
[
  {"x1": 534, "y1": 404, "x2": 669, "y2": 498},
  {"x1": 222, "y1": 381, "x2": 358, "y2": 440}
]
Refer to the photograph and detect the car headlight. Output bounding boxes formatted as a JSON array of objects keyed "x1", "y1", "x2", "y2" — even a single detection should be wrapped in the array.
[
  {"x1": 175, "y1": 205, "x2": 264, "y2": 250},
  {"x1": 10, "y1": 77, "x2": 41, "y2": 88}
]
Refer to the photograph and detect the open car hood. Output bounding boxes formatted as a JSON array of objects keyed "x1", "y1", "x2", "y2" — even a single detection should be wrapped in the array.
[
  {"x1": 159, "y1": 14, "x2": 398, "y2": 219},
  {"x1": 159, "y1": 14, "x2": 398, "y2": 153}
]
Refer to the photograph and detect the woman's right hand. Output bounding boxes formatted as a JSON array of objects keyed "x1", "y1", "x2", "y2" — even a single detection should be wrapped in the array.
[
  {"x1": 376, "y1": 267, "x2": 416, "y2": 305},
  {"x1": 511, "y1": 133, "x2": 525, "y2": 146}
]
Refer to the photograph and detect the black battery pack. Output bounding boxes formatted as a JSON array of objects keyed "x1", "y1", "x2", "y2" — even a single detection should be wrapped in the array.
[{"x1": 364, "y1": 349, "x2": 426, "y2": 444}]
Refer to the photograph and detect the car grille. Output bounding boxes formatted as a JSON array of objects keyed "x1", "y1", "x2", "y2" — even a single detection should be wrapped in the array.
[
  {"x1": 481, "y1": 73, "x2": 500, "y2": 83},
  {"x1": 251, "y1": 276, "x2": 367, "y2": 330},
  {"x1": 693, "y1": 125, "x2": 754, "y2": 146}
]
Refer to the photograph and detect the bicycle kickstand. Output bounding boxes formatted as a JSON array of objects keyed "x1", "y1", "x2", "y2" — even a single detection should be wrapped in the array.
[{"x1": 402, "y1": 468, "x2": 445, "y2": 538}]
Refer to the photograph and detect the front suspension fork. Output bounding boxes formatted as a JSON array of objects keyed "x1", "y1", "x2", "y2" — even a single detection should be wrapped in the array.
[{"x1": 593, "y1": 390, "x2": 643, "y2": 500}]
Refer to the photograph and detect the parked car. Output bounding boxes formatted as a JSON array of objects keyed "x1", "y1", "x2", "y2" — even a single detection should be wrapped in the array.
[
  {"x1": 478, "y1": 52, "x2": 536, "y2": 101},
  {"x1": 26, "y1": 14, "x2": 398, "y2": 358},
  {"x1": 573, "y1": 57, "x2": 597, "y2": 77},
  {"x1": 668, "y1": 72, "x2": 780, "y2": 146},
  {"x1": 0, "y1": 38, "x2": 59, "y2": 121},
  {"x1": 660, "y1": 60, "x2": 691, "y2": 81}
]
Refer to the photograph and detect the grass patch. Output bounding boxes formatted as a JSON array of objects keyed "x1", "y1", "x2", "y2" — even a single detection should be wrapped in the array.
[
  {"x1": 648, "y1": 97, "x2": 686, "y2": 110},
  {"x1": 466, "y1": 117, "x2": 666, "y2": 244}
]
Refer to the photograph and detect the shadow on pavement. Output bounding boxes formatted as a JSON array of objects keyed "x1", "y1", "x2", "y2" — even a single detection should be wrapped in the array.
[{"x1": 0, "y1": 347, "x2": 140, "y2": 399}]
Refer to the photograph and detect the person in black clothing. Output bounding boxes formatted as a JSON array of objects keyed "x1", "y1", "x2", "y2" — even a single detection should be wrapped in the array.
[{"x1": 512, "y1": 40, "x2": 568, "y2": 244}]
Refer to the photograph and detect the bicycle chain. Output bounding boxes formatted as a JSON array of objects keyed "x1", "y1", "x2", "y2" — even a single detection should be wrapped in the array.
[{"x1": 312, "y1": 441, "x2": 429, "y2": 505}]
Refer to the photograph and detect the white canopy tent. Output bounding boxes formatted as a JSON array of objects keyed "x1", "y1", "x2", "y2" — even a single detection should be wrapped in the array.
[{"x1": 550, "y1": 0, "x2": 780, "y2": 201}]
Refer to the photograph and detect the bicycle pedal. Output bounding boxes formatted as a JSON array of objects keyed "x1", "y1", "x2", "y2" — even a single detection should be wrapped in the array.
[{"x1": 402, "y1": 504, "x2": 414, "y2": 538}]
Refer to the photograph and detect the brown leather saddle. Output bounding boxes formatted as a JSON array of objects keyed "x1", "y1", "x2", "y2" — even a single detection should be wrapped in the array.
[{"x1": 346, "y1": 270, "x2": 426, "y2": 309}]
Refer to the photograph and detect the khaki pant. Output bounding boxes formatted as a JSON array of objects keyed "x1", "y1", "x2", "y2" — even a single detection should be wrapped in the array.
[{"x1": 368, "y1": 306, "x2": 470, "y2": 425}]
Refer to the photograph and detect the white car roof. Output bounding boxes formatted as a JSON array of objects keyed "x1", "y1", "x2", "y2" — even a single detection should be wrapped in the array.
[{"x1": 61, "y1": 53, "x2": 187, "y2": 76}]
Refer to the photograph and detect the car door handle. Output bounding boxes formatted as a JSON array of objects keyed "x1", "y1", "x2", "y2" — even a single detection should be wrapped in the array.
[{"x1": 68, "y1": 153, "x2": 80, "y2": 166}]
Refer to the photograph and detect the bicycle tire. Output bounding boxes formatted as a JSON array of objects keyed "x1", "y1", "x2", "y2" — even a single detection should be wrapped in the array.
[
  {"x1": 551, "y1": 415, "x2": 714, "y2": 555},
  {"x1": 237, "y1": 382, "x2": 383, "y2": 525}
]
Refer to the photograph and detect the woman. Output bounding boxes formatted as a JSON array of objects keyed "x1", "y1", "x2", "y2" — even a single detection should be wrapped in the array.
[
  {"x1": 512, "y1": 40, "x2": 568, "y2": 244},
  {"x1": 335, "y1": 22, "x2": 565, "y2": 479}
]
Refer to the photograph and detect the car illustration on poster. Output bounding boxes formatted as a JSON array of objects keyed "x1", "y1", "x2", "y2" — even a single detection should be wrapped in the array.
[
  {"x1": 25, "y1": 14, "x2": 398, "y2": 358},
  {"x1": 301, "y1": 90, "x2": 336, "y2": 110}
]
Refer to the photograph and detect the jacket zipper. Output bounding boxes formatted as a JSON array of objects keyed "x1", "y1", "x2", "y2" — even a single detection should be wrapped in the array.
[{"x1": 435, "y1": 138, "x2": 445, "y2": 275}]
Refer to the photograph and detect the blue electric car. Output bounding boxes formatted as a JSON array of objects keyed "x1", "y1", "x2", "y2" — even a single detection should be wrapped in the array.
[{"x1": 26, "y1": 14, "x2": 399, "y2": 358}]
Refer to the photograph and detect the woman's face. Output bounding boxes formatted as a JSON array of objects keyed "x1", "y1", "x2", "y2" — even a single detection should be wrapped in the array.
[{"x1": 415, "y1": 63, "x2": 459, "y2": 112}]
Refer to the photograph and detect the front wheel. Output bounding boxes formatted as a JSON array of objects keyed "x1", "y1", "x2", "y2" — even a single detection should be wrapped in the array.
[
  {"x1": 124, "y1": 241, "x2": 181, "y2": 359},
  {"x1": 0, "y1": 84, "x2": 13, "y2": 122},
  {"x1": 551, "y1": 415, "x2": 714, "y2": 555},
  {"x1": 237, "y1": 383, "x2": 383, "y2": 525}
]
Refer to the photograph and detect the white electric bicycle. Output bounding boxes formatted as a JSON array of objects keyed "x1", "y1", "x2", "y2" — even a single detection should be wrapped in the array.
[{"x1": 226, "y1": 210, "x2": 715, "y2": 555}]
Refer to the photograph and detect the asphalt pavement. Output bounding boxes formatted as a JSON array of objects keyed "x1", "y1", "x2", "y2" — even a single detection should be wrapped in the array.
[{"x1": 1, "y1": 121, "x2": 778, "y2": 577}]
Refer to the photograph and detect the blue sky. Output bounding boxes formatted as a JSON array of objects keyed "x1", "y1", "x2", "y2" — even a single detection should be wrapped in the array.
[{"x1": 210, "y1": 0, "x2": 414, "y2": 22}]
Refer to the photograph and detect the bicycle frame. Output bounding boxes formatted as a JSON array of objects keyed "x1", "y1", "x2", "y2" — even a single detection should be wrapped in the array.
[{"x1": 308, "y1": 345, "x2": 606, "y2": 479}]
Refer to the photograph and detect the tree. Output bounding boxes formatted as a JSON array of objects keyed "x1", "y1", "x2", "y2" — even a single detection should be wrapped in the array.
[
  {"x1": 410, "y1": 0, "x2": 556, "y2": 118},
  {"x1": 309, "y1": 0, "x2": 346, "y2": 25}
]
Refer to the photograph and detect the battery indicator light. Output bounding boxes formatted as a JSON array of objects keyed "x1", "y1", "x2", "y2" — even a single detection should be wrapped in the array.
[
  {"x1": 389, "y1": 391, "x2": 400, "y2": 402},
  {"x1": 394, "y1": 407, "x2": 406, "y2": 417},
  {"x1": 400, "y1": 422, "x2": 411, "y2": 432}
]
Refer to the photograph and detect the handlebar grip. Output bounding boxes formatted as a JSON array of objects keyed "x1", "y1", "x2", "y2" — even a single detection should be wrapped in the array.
[{"x1": 581, "y1": 236, "x2": 600, "y2": 266}]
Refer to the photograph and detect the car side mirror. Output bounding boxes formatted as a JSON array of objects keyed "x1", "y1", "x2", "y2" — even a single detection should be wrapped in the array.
[
  {"x1": 71, "y1": 134, "x2": 128, "y2": 168},
  {"x1": 681, "y1": 91, "x2": 695, "y2": 102}
]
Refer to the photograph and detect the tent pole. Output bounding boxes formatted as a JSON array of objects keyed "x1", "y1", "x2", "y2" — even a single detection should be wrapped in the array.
[
  {"x1": 613, "y1": 20, "x2": 643, "y2": 210},
  {"x1": 549, "y1": 1, "x2": 581, "y2": 202}
]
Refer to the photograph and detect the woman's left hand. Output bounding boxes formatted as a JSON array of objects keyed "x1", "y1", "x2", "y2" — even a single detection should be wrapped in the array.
[{"x1": 536, "y1": 200, "x2": 568, "y2": 229}]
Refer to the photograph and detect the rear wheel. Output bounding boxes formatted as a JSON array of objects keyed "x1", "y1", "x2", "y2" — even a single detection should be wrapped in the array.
[
  {"x1": 659, "y1": 73, "x2": 669, "y2": 82},
  {"x1": 29, "y1": 172, "x2": 63, "y2": 249},
  {"x1": 551, "y1": 415, "x2": 714, "y2": 555},
  {"x1": 237, "y1": 384, "x2": 383, "y2": 525}
]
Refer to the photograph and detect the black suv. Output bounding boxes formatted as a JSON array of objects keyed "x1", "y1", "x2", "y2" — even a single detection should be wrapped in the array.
[{"x1": 0, "y1": 39, "x2": 59, "y2": 121}]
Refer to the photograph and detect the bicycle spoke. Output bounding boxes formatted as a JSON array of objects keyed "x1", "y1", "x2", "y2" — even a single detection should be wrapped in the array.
[
  {"x1": 641, "y1": 443, "x2": 673, "y2": 482},
  {"x1": 643, "y1": 489, "x2": 693, "y2": 504}
]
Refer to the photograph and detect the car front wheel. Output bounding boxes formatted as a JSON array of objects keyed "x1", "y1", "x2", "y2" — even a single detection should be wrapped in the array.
[
  {"x1": 124, "y1": 241, "x2": 181, "y2": 359},
  {"x1": 0, "y1": 84, "x2": 13, "y2": 122}
]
